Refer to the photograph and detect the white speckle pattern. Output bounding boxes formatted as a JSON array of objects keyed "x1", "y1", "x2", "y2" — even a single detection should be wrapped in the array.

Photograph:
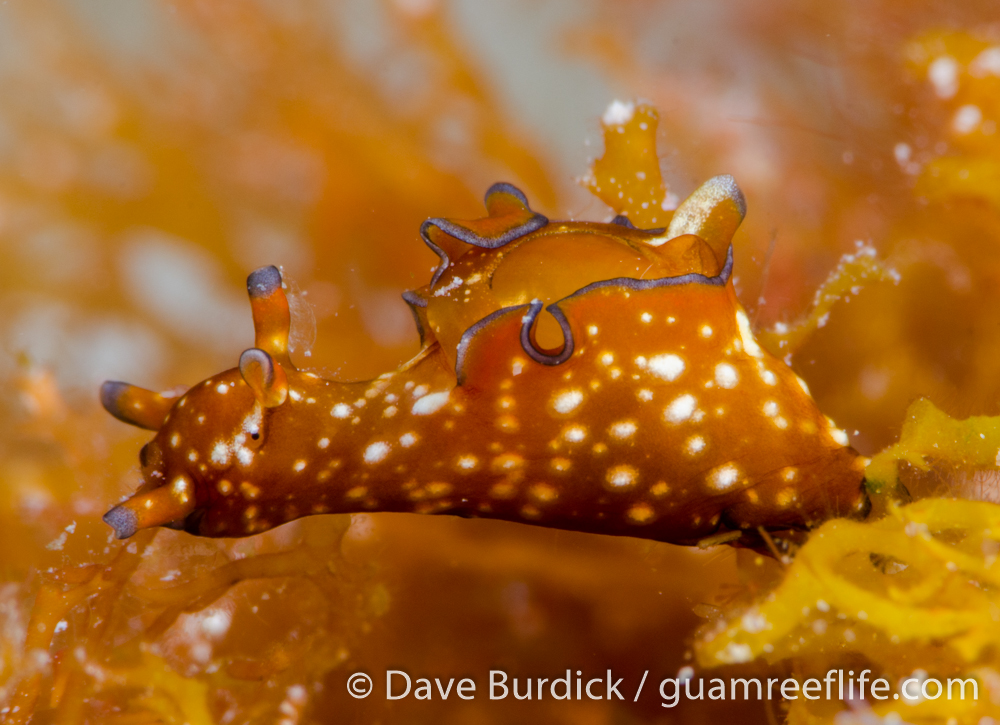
[
  {"x1": 399, "y1": 432, "x2": 418, "y2": 448},
  {"x1": 763, "y1": 400, "x2": 779, "y2": 417},
  {"x1": 647, "y1": 354, "x2": 685, "y2": 381},
  {"x1": 758, "y1": 366, "x2": 778, "y2": 386},
  {"x1": 412, "y1": 391, "x2": 450, "y2": 415},
  {"x1": 700, "y1": 325, "x2": 713, "y2": 338},
  {"x1": 606, "y1": 465, "x2": 638, "y2": 488},
  {"x1": 216, "y1": 383, "x2": 228, "y2": 394},
  {"x1": 830, "y1": 428, "x2": 850, "y2": 446},
  {"x1": 708, "y1": 463, "x2": 741, "y2": 491},
  {"x1": 293, "y1": 460, "x2": 306, "y2": 472},
  {"x1": 600, "y1": 352, "x2": 615, "y2": 366},
  {"x1": 363, "y1": 441, "x2": 390, "y2": 464},
  {"x1": 210, "y1": 442, "x2": 230, "y2": 465},
  {"x1": 331, "y1": 403, "x2": 351, "y2": 419},
  {"x1": 433, "y1": 276, "x2": 464, "y2": 297},
  {"x1": 685, "y1": 435, "x2": 706, "y2": 455},
  {"x1": 552, "y1": 389, "x2": 584, "y2": 414},
  {"x1": 609, "y1": 420, "x2": 637, "y2": 440},
  {"x1": 640, "y1": 312, "x2": 653, "y2": 323},
  {"x1": 318, "y1": 437, "x2": 330, "y2": 449},
  {"x1": 456, "y1": 455, "x2": 478, "y2": 470},
  {"x1": 795, "y1": 376, "x2": 811, "y2": 395},
  {"x1": 664, "y1": 394, "x2": 697, "y2": 424},
  {"x1": 562, "y1": 424, "x2": 587, "y2": 442},
  {"x1": 714, "y1": 363, "x2": 739, "y2": 389},
  {"x1": 637, "y1": 389, "x2": 653, "y2": 402}
]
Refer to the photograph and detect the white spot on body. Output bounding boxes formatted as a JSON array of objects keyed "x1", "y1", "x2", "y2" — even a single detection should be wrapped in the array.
[
  {"x1": 456, "y1": 455, "x2": 478, "y2": 471},
  {"x1": 171, "y1": 476, "x2": 193, "y2": 503},
  {"x1": 236, "y1": 446, "x2": 253, "y2": 466},
  {"x1": 708, "y1": 463, "x2": 742, "y2": 491},
  {"x1": 412, "y1": 391, "x2": 450, "y2": 415},
  {"x1": 399, "y1": 432, "x2": 418, "y2": 448},
  {"x1": 600, "y1": 352, "x2": 615, "y2": 366},
  {"x1": 210, "y1": 442, "x2": 231, "y2": 466},
  {"x1": 318, "y1": 437, "x2": 330, "y2": 449},
  {"x1": 606, "y1": 465, "x2": 638, "y2": 489},
  {"x1": 685, "y1": 436, "x2": 706, "y2": 455},
  {"x1": 363, "y1": 441, "x2": 390, "y2": 464},
  {"x1": 609, "y1": 420, "x2": 637, "y2": 440},
  {"x1": 758, "y1": 365, "x2": 778, "y2": 386},
  {"x1": 637, "y1": 388, "x2": 653, "y2": 402},
  {"x1": 763, "y1": 400, "x2": 779, "y2": 417},
  {"x1": 640, "y1": 312, "x2": 653, "y2": 323},
  {"x1": 830, "y1": 427, "x2": 850, "y2": 446},
  {"x1": 647, "y1": 354, "x2": 685, "y2": 381},
  {"x1": 587, "y1": 325, "x2": 599, "y2": 336},
  {"x1": 664, "y1": 394, "x2": 697, "y2": 424},
  {"x1": 700, "y1": 325, "x2": 713, "y2": 338},
  {"x1": 714, "y1": 363, "x2": 739, "y2": 389},
  {"x1": 293, "y1": 460, "x2": 306, "y2": 472},
  {"x1": 216, "y1": 383, "x2": 228, "y2": 394},
  {"x1": 331, "y1": 403, "x2": 351, "y2": 419},
  {"x1": 552, "y1": 389, "x2": 584, "y2": 414},
  {"x1": 562, "y1": 424, "x2": 587, "y2": 442}
]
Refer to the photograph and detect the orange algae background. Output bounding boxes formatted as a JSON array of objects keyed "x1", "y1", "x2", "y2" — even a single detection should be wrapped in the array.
[{"x1": 1, "y1": 1, "x2": 1000, "y2": 723}]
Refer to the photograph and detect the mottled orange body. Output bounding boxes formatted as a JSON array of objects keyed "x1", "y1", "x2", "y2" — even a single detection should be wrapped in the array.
[{"x1": 101, "y1": 179, "x2": 868, "y2": 545}]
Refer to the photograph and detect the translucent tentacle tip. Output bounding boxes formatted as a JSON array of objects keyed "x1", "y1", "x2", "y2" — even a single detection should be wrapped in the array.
[
  {"x1": 103, "y1": 505, "x2": 138, "y2": 539},
  {"x1": 247, "y1": 265, "x2": 283, "y2": 298}
]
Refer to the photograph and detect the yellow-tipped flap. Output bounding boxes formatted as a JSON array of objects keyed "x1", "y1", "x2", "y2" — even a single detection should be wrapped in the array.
[
  {"x1": 239, "y1": 348, "x2": 288, "y2": 408},
  {"x1": 665, "y1": 175, "x2": 747, "y2": 264},
  {"x1": 100, "y1": 381, "x2": 176, "y2": 430},
  {"x1": 246, "y1": 265, "x2": 292, "y2": 367}
]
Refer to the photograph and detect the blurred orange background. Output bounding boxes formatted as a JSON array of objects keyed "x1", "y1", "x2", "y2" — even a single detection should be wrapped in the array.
[{"x1": 2, "y1": 1, "x2": 1000, "y2": 722}]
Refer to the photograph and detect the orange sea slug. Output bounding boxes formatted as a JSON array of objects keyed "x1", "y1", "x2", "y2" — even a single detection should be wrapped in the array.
[{"x1": 100, "y1": 178, "x2": 869, "y2": 545}]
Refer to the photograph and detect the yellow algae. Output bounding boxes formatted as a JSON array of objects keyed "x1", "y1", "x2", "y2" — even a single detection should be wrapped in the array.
[
  {"x1": 698, "y1": 498, "x2": 1000, "y2": 718},
  {"x1": 866, "y1": 398, "x2": 1000, "y2": 492}
]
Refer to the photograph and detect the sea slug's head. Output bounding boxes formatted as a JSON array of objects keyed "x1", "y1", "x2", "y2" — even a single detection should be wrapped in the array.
[{"x1": 101, "y1": 266, "x2": 308, "y2": 538}]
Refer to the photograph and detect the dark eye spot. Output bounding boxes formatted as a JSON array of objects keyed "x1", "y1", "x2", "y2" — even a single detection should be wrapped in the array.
[{"x1": 251, "y1": 432, "x2": 260, "y2": 440}]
